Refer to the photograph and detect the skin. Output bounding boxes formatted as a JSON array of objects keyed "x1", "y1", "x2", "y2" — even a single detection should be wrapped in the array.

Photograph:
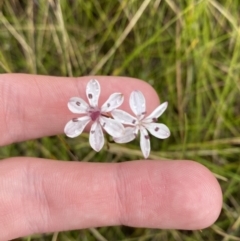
[{"x1": 0, "y1": 74, "x2": 222, "y2": 240}]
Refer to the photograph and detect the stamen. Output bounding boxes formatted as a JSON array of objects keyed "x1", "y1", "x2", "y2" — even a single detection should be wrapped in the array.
[
  {"x1": 102, "y1": 122, "x2": 106, "y2": 127},
  {"x1": 101, "y1": 113, "x2": 112, "y2": 118},
  {"x1": 145, "y1": 135, "x2": 149, "y2": 139},
  {"x1": 76, "y1": 101, "x2": 81, "y2": 106},
  {"x1": 107, "y1": 103, "x2": 110, "y2": 107},
  {"x1": 132, "y1": 120, "x2": 136, "y2": 124},
  {"x1": 152, "y1": 118, "x2": 157, "y2": 122},
  {"x1": 91, "y1": 130, "x2": 95, "y2": 134}
]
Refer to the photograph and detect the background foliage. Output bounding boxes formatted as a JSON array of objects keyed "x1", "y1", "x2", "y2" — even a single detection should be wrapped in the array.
[{"x1": 0, "y1": 0, "x2": 240, "y2": 240}]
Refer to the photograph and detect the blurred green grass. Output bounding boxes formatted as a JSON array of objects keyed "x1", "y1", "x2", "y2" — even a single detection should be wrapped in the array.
[{"x1": 0, "y1": 0, "x2": 240, "y2": 240}]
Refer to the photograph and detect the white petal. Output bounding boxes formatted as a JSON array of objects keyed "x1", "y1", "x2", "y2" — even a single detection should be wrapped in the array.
[
  {"x1": 144, "y1": 123, "x2": 170, "y2": 139},
  {"x1": 144, "y1": 102, "x2": 168, "y2": 122},
  {"x1": 89, "y1": 121, "x2": 104, "y2": 152},
  {"x1": 86, "y1": 79, "x2": 101, "y2": 107},
  {"x1": 68, "y1": 97, "x2": 89, "y2": 114},
  {"x1": 114, "y1": 127, "x2": 137, "y2": 143},
  {"x1": 99, "y1": 116, "x2": 124, "y2": 138},
  {"x1": 111, "y1": 109, "x2": 137, "y2": 125},
  {"x1": 101, "y1": 93, "x2": 124, "y2": 112},
  {"x1": 64, "y1": 116, "x2": 90, "y2": 138},
  {"x1": 140, "y1": 127, "x2": 151, "y2": 159},
  {"x1": 129, "y1": 90, "x2": 146, "y2": 117}
]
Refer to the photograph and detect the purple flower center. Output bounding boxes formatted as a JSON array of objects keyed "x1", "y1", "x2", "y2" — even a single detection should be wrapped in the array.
[{"x1": 90, "y1": 110, "x2": 101, "y2": 121}]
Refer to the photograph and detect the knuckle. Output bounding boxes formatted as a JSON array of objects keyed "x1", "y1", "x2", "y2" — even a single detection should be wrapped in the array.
[
  {"x1": 0, "y1": 77, "x2": 24, "y2": 145},
  {"x1": 22, "y1": 160, "x2": 51, "y2": 234},
  {"x1": 115, "y1": 163, "x2": 130, "y2": 225}
]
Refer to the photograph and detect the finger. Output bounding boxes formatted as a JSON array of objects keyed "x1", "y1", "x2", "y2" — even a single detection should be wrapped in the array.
[
  {"x1": 0, "y1": 158, "x2": 222, "y2": 240},
  {"x1": 0, "y1": 74, "x2": 159, "y2": 146}
]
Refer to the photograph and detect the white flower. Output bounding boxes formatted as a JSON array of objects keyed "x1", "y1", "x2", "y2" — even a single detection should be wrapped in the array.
[
  {"x1": 64, "y1": 79, "x2": 125, "y2": 152},
  {"x1": 112, "y1": 90, "x2": 170, "y2": 158}
]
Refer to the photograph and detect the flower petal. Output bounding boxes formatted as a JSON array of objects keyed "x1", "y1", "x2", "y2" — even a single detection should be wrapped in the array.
[
  {"x1": 68, "y1": 97, "x2": 89, "y2": 114},
  {"x1": 114, "y1": 127, "x2": 137, "y2": 143},
  {"x1": 144, "y1": 102, "x2": 168, "y2": 122},
  {"x1": 129, "y1": 90, "x2": 146, "y2": 117},
  {"x1": 64, "y1": 116, "x2": 90, "y2": 138},
  {"x1": 86, "y1": 79, "x2": 101, "y2": 107},
  {"x1": 111, "y1": 109, "x2": 137, "y2": 125},
  {"x1": 140, "y1": 127, "x2": 151, "y2": 159},
  {"x1": 144, "y1": 123, "x2": 170, "y2": 139},
  {"x1": 89, "y1": 121, "x2": 104, "y2": 152},
  {"x1": 101, "y1": 93, "x2": 124, "y2": 112},
  {"x1": 99, "y1": 116, "x2": 124, "y2": 138}
]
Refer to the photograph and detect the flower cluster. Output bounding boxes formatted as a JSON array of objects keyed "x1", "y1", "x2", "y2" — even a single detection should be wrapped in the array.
[{"x1": 64, "y1": 79, "x2": 170, "y2": 158}]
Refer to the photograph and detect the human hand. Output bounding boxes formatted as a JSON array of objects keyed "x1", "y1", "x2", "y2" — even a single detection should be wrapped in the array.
[{"x1": 0, "y1": 74, "x2": 222, "y2": 240}]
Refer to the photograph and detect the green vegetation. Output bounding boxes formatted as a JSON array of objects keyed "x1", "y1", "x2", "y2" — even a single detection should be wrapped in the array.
[{"x1": 0, "y1": 0, "x2": 240, "y2": 240}]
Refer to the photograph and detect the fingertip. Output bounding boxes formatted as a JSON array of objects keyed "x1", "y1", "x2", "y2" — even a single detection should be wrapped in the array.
[
  {"x1": 186, "y1": 161, "x2": 222, "y2": 229},
  {"x1": 0, "y1": 74, "x2": 161, "y2": 145},
  {"x1": 170, "y1": 160, "x2": 222, "y2": 230},
  {"x1": 117, "y1": 160, "x2": 222, "y2": 230}
]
